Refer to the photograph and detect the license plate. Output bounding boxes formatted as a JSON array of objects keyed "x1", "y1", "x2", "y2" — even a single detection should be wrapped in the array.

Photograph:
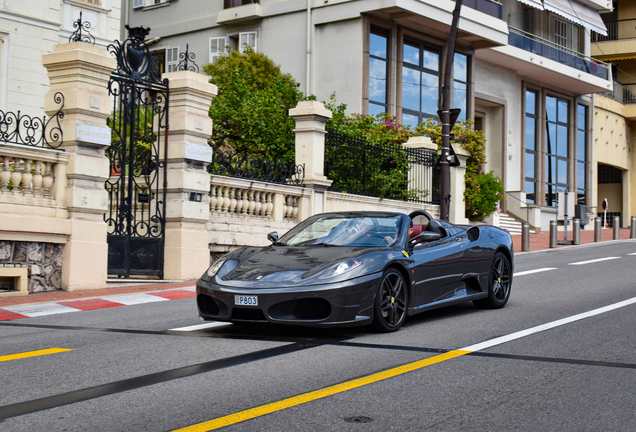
[{"x1": 234, "y1": 295, "x2": 258, "y2": 306}]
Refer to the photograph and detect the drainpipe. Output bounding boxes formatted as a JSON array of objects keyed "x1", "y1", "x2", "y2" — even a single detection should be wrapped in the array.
[{"x1": 306, "y1": 0, "x2": 312, "y2": 96}]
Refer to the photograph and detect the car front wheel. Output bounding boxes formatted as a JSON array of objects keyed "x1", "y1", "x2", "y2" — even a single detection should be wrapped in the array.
[
  {"x1": 474, "y1": 251, "x2": 511, "y2": 309},
  {"x1": 372, "y1": 269, "x2": 408, "y2": 332}
]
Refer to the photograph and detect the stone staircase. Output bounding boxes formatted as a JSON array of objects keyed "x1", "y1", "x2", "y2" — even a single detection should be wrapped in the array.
[{"x1": 497, "y1": 213, "x2": 524, "y2": 235}]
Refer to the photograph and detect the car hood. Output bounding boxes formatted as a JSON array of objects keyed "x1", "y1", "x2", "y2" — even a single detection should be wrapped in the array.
[{"x1": 222, "y1": 245, "x2": 375, "y2": 282}]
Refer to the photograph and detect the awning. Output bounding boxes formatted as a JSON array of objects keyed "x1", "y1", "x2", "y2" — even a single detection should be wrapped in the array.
[
  {"x1": 517, "y1": 0, "x2": 544, "y2": 10},
  {"x1": 543, "y1": 0, "x2": 608, "y2": 36}
]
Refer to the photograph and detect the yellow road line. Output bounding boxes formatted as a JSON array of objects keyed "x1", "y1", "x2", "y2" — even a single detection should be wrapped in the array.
[
  {"x1": 0, "y1": 348, "x2": 73, "y2": 363},
  {"x1": 173, "y1": 349, "x2": 470, "y2": 432}
]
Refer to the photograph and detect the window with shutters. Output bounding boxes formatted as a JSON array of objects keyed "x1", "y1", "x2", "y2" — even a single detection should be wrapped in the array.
[
  {"x1": 210, "y1": 37, "x2": 227, "y2": 63},
  {"x1": 238, "y1": 32, "x2": 257, "y2": 53},
  {"x1": 166, "y1": 47, "x2": 179, "y2": 72}
]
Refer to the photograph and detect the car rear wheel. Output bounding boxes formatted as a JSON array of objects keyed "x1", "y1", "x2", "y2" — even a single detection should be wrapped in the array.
[
  {"x1": 372, "y1": 269, "x2": 408, "y2": 332},
  {"x1": 473, "y1": 252, "x2": 511, "y2": 309}
]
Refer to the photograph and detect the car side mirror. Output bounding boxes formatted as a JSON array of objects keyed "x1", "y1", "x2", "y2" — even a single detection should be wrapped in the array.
[
  {"x1": 267, "y1": 232, "x2": 279, "y2": 244},
  {"x1": 408, "y1": 232, "x2": 441, "y2": 248}
]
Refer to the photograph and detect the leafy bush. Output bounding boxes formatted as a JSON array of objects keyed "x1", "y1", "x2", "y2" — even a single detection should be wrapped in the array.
[
  {"x1": 414, "y1": 118, "x2": 503, "y2": 221},
  {"x1": 203, "y1": 48, "x2": 304, "y2": 162}
]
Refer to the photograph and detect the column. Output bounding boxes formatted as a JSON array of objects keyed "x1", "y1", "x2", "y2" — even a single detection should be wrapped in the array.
[
  {"x1": 450, "y1": 146, "x2": 470, "y2": 225},
  {"x1": 289, "y1": 101, "x2": 332, "y2": 219},
  {"x1": 162, "y1": 71, "x2": 218, "y2": 280},
  {"x1": 42, "y1": 42, "x2": 116, "y2": 290}
]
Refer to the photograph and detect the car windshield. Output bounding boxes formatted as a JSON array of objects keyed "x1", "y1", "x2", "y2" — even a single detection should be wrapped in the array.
[{"x1": 279, "y1": 214, "x2": 404, "y2": 247}]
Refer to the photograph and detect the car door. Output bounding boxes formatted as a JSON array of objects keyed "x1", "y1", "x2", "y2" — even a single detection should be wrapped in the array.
[{"x1": 410, "y1": 231, "x2": 467, "y2": 306}]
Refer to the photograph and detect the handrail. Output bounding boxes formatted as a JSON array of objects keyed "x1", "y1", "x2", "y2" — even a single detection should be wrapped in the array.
[
  {"x1": 509, "y1": 27, "x2": 609, "y2": 67},
  {"x1": 505, "y1": 191, "x2": 539, "y2": 224}
]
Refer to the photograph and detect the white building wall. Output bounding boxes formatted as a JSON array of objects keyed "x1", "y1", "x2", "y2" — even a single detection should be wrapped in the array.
[{"x1": 0, "y1": 0, "x2": 120, "y2": 115}]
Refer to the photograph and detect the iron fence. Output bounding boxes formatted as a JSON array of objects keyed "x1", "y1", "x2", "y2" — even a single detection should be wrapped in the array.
[
  {"x1": 208, "y1": 147, "x2": 305, "y2": 186},
  {"x1": 324, "y1": 130, "x2": 439, "y2": 204},
  {"x1": 0, "y1": 92, "x2": 64, "y2": 149}
]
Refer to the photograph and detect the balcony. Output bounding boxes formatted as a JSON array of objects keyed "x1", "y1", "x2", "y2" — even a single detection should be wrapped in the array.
[
  {"x1": 459, "y1": 0, "x2": 502, "y2": 20},
  {"x1": 508, "y1": 28, "x2": 608, "y2": 80},
  {"x1": 476, "y1": 26, "x2": 612, "y2": 94},
  {"x1": 592, "y1": 19, "x2": 636, "y2": 42},
  {"x1": 218, "y1": 0, "x2": 262, "y2": 24},
  {"x1": 591, "y1": 19, "x2": 636, "y2": 61}
]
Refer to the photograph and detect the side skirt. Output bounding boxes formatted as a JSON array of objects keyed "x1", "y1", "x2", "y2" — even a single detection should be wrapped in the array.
[{"x1": 407, "y1": 292, "x2": 488, "y2": 316}]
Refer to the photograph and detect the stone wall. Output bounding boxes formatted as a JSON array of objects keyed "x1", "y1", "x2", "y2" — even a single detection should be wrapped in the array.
[{"x1": 0, "y1": 241, "x2": 64, "y2": 292}]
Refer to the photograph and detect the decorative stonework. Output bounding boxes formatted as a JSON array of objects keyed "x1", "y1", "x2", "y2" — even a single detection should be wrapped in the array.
[{"x1": 0, "y1": 241, "x2": 64, "y2": 293}]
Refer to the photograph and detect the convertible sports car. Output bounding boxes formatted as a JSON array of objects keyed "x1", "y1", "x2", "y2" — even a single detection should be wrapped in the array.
[{"x1": 196, "y1": 210, "x2": 513, "y2": 332}]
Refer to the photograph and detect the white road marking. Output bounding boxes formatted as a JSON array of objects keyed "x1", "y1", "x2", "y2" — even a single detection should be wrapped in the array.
[
  {"x1": 182, "y1": 286, "x2": 196, "y2": 292},
  {"x1": 169, "y1": 322, "x2": 232, "y2": 331},
  {"x1": 513, "y1": 268, "x2": 558, "y2": 277},
  {"x1": 3, "y1": 303, "x2": 80, "y2": 317},
  {"x1": 628, "y1": 253, "x2": 636, "y2": 256},
  {"x1": 567, "y1": 257, "x2": 620, "y2": 266},
  {"x1": 103, "y1": 293, "x2": 170, "y2": 305},
  {"x1": 462, "y1": 296, "x2": 636, "y2": 352}
]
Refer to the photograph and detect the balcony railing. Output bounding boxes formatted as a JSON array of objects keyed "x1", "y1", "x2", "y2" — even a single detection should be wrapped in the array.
[
  {"x1": 508, "y1": 27, "x2": 609, "y2": 80},
  {"x1": 224, "y1": 0, "x2": 259, "y2": 8},
  {"x1": 457, "y1": 0, "x2": 502, "y2": 19},
  {"x1": 592, "y1": 19, "x2": 636, "y2": 42}
]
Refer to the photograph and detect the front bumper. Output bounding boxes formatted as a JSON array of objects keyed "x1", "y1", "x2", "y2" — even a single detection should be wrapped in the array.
[{"x1": 195, "y1": 273, "x2": 380, "y2": 327}]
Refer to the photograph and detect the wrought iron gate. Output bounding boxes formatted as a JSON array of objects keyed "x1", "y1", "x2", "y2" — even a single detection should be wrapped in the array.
[{"x1": 105, "y1": 26, "x2": 169, "y2": 278}]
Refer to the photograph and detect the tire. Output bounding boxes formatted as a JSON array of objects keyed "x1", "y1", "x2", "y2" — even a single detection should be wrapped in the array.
[
  {"x1": 372, "y1": 269, "x2": 408, "y2": 332},
  {"x1": 473, "y1": 252, "x2": 512, "y2": 309}
]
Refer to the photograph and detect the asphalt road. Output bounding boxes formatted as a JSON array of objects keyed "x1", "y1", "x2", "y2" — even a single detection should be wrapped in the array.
[{"x1": 1, "y1": 240, "x2": 635, "y2": 431}]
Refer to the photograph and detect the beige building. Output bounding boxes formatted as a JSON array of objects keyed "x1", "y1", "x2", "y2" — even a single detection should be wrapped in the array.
[
  {"x1": 0, "y1": 0, "x2": 121, "y2": 115},
  {"x1": 591, "y1": 0, "x2": 636, "y2": 226}
]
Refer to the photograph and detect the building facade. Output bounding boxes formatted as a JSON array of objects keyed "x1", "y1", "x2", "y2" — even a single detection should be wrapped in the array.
[
  {"x1": 127, "y1": 0, "x2": 613, "y2": 231},
  {"x1": 0, "y1": 0, "x2": 121, "y2": 116},
  {"x1": 591, "y1": 0, "x2": 635, "y2": 227}
]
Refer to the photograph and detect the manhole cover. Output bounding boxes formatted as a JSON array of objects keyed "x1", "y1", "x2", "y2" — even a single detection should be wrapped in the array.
[{"x1": 344, "y1": 416, "x2": 373, "y2": 423}]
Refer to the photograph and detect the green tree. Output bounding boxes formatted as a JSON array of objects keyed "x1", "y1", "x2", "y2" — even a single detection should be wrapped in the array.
[{"x1": 203, "y1": 48, "x2": 304, "y2": 162}]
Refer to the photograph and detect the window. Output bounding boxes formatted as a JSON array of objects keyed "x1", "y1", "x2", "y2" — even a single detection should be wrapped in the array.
[
  {"x1": 239, "y1": 32, "x2": 257, "y2": 53},
  {"x1": 165, "y1": 47, "x2": 179, "y2": 73},
  {"x1": 210, "y1": 37, "x2": 227, "y2": 63},
  {"x1": 401, "y1": 37, "x2": 440, "y2": 128},
  {"x1": 576, "y1": 104, "x2": 588, "y2": 205},
  {"x1": 555, "y1": 19, "x2": 567, "y2": 48},
  {"x1": 133, "y1": 0, "x2": 144, "y2": 8},
  {"x1": 524, "y1": 90, "x2": 538, "y2": 204},
  {"x1": 545, "y1": 95, "x2": 569, "y2": 207},
  {"x1": 369, "y1": 26, "x2": 389, "y2": 116},
  {"x1": 453, "y1": 53, "x2": 468, "y2": 123}
]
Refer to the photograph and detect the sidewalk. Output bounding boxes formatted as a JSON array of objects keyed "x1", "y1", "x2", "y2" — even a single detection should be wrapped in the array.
[
  {"x1": 510, "y1": 227, "x2": 633, "y2": 254},
  {"x1": 1, "y1": 229, "x2": 634, "y2": 318}
]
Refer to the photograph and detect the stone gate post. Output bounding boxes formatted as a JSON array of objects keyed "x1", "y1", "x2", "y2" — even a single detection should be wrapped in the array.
[
  {"x1": 161, "y1": 71, "x2": 217, "y2": 279},
  {"x1": 289, "y1": 101, "x2": 332, "y2": 220},
  {"x1": 450, "y1": 146, "x2": 470, "y2": 225},
  {"x1": 42, "y1": 42, "x2": 116, "y2": 290}
]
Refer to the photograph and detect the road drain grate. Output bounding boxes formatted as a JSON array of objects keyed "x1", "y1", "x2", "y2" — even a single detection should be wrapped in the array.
[{"x1": 344, "y1": 416, "x2": 373, "y2": 423}]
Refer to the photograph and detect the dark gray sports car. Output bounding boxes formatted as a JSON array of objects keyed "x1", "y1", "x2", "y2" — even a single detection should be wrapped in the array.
[{"x1": 196, "y1": 210, "x2": 513, "y2": 332}]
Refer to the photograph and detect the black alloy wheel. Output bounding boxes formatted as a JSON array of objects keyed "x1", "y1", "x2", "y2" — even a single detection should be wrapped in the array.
[
  {"x1": 372, "y1": 269, "x2": 408, "y2": 332},
  {"x1": 474, "y1": 251, "x2": 511, "y2": 309}
]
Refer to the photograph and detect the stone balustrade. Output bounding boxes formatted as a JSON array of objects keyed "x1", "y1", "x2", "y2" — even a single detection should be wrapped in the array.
[
  {"x1": 210, "y1": 176, "x2": 308, "y2": 223},
  {"x1": 0, "y1": 144, "x2": 69, "y2": 212}
]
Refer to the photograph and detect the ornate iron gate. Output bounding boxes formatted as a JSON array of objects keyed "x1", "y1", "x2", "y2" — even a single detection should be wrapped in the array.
[{"x1": 105, "y1": 26, "x2": 169, "y2": 278}]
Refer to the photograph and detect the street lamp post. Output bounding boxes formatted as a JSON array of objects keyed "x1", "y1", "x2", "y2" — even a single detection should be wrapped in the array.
[{"x1": 439, "y1": 0, "x2": 463, "y2": 222}]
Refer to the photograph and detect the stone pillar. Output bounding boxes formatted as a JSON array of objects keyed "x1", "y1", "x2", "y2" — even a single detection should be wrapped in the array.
[
  {"x1": 162, "y1": 71, "x2": 218, "y2": 279},
  {"x1": 289, "y1": 101, "x2": 332, "y2": 219},
  {"x1": 42, "y1": 42, "x2": 116, "y2": 291},
  {"x1": 449, "y1": 146, "x2": 470, "y2": 225},
  {"x1": 403, "y1": 136, "x2": 437, "y2": 203}
]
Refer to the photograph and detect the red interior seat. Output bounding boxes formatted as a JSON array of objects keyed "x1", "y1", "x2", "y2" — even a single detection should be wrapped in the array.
[{"x1": 410, "y1": 224, "x2": 424, "y2": 238}]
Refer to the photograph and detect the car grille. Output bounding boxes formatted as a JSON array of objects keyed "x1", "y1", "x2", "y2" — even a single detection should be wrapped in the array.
[
  {"x1": 231, "y1": 307, "x2": 267, "y2": 321},
  {"x1": 294, "y1": 299, "x2": 331, "y2": 319},
  {"x1": 197, "y1": 294, "x2": 220, "y2": 315}
]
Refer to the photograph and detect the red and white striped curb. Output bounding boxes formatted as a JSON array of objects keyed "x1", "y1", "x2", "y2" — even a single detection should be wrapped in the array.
[{"x1": 0, "y1": 287, "x2": 196, "y2": 321}]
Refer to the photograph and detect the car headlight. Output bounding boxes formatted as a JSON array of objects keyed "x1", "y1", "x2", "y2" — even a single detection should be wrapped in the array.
[
  {"x1": 207, "y1": 258, "x2": 226, "y2": 278},
  {"x1": 319, "y1": 258, "x2": 363, "y2": 279},
  {"x1": 206, "y1": 258, "x2": 238, "y2": 279}
]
